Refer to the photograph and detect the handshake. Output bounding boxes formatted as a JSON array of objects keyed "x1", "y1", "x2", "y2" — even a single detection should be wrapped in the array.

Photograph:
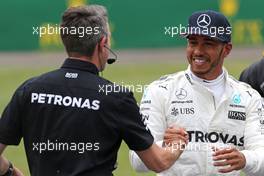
[
  {"x1": 131, "y1": 124, "x2": 247, "y2": 174},
  {"x1": 161, "y1": 125, "x2": 246, "y2": 174},
  {"x1": 162, "y1": 125, "x2": 189, "y2": 152},
  {"x1": 131, "y1": 125, "x2": 189, "y2": 173}
]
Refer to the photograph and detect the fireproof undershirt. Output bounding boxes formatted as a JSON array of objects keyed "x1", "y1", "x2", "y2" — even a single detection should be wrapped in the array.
[{"x1": 189, "y1": 70, "x2": 225, "y2": 108}]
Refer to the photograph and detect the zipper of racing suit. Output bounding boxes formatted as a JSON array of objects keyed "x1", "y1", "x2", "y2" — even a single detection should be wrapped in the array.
[
  {"x1": 212, "y1": 95, "x2": 216, "y2": 110},
  {"x1": 206, "y1": 94, "x2": 216, "y2": 175}
]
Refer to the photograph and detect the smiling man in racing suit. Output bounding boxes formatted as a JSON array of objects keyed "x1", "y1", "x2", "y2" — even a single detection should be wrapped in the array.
[{"x1": 129, "y1": 10, "x2": 264, "y2": 176}]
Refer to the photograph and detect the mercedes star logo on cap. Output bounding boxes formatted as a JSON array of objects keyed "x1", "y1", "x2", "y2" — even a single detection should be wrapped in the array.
[{"x1": 197, "y1": 14, "x2": 211, "y2": 27}]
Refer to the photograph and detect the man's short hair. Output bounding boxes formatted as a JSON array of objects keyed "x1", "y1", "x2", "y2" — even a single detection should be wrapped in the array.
[{"x1": 60, "y1": 5, "x2": 108, "y2": 56}]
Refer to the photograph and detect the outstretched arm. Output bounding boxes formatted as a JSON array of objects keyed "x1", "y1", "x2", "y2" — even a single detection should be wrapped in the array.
[{"x1": 0, "y1": 143, "x2": 24, "y2": 176}]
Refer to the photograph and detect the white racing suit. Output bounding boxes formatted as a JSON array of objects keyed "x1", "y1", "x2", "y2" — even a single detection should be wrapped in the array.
[{"x1": 130, "y1": 68, "x2": 264, "y2": 176}]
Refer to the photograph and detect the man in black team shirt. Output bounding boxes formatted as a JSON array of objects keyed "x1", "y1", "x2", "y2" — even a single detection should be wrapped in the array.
[
  {"x1": 0, "y1": 5, "x2": 188, "y2": 176},
  {"x1": 239, "y1": 56, "x2": 264, "y2": 98}
]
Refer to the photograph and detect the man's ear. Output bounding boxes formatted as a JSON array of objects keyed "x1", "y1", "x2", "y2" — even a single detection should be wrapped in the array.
[
  {"x1": 223, "y1": 43, "x2": 232, "y2": 57},
  {"x1": 99, "y1": 36, "x2": 107, "y2": 50}
]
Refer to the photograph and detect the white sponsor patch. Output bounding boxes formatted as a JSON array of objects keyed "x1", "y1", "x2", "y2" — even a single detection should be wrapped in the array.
[{"x1": 65, "y1": 72, "x2": 78, "y2": 79}]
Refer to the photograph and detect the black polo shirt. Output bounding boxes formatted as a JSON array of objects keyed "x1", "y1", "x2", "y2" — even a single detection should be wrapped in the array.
[
  {"x1": 239, "y1": 58, "x2": 264, "y2": 97},
  {"x1": 0, "y1": 58, "x2": 153, "y2": 176}
]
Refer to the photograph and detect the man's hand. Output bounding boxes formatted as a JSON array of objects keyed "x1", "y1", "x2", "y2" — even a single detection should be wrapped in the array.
[
  {"x1": 163, "y1": 126, "x2": 189, "y2": 149},
  {"x1": 13, "y1": 167, "x2": 24, "y2": 176},
  {"x1": 213, "y1": 147, "x2": 246, "y2": 173}
]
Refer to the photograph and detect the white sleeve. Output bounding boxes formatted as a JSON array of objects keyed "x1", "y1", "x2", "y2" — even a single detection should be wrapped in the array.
[
  {"x1": 241, "y1": 94, "x2": 264, "y2": 175},
  {"x1": 129, "y1": 84, "x2": 167, "y2": 172}
]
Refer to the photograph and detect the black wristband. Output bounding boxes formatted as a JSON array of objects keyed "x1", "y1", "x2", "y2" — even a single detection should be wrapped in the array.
[{"x1": 0, "y1": 161, "x2": 13, "y2": 176}]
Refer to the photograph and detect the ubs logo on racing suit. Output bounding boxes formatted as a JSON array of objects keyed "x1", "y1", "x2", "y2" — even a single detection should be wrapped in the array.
[{"x1": 171, "y1": 107, "x2": 195, "y2": 116}]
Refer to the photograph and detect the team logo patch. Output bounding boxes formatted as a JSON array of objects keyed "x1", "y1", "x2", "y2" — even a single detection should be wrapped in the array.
[
  {"x1": 65, "y1": 72, "x2": 78, "y2": 79},
  {"x1": 228, "y1": 111, "x2": 246, "y2": 121},
  {"x1": 232, "y1": 94, "x2": 241, "y2": 105},
  {"x1": 175, "y1": 88, "x2": 187, "y2": 100},
  {"x1": 197, "y1": 14, "x2": 211, "y2": 27}
]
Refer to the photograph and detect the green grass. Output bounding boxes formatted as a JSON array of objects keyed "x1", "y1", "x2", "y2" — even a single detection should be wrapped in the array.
[{"x1": 0, "y1": 59, "x2": 251, "y2": 175}]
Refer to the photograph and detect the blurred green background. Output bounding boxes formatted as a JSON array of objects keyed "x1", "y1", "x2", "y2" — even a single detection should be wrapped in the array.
[{"x1": 0, "y1": 0, "x2": 263, "y2": 51}]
